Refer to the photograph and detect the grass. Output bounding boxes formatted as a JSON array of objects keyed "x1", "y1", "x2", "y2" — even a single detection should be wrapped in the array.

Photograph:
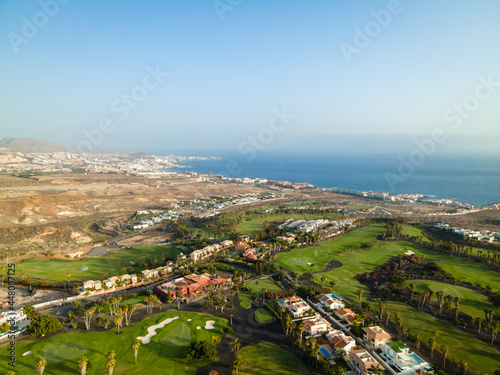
[
  {"x1": 401, "y1": 225, "x2": 431, "y2": 243},
  {"x1": 237, "y1": 342, "x2": 310, "y2": 375},
  {"x1": 239, "y1": 293, "x2": 252, "y2": 308},
  {"x1": 408, "y1": 280, "x2": 495, "y2": 318},
  {"x1": 384, "y1": 301, "x2": 500, "y2": 373},
  {"x1": 245, "y1": 278, "x2": 282, "y2": 295},
  {"x1": 0, "y1": 310, "x2": 227, "y2": 375},
  {"x1": 277, "y1": 224, "x2": 500, "y2": 301},
  {"x1": 255, "y1": 308, "x2": 274, "y2": 323},
  {"x1": 20, "y1": 244, "x2": 181, "y2": 282}
]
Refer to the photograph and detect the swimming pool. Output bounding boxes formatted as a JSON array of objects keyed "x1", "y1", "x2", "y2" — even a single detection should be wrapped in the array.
[
  {"x1": 410, "y1": 353, "x2": 424, "y2": 364},
  {"x1": 319, "y1": 348, "x2": 331, "y2": 359},
  {"x1": 327, "y1": 293, "x2": 342, "y2": 300}
]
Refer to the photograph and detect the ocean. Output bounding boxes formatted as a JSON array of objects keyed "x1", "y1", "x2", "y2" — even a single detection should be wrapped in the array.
[{"x1": 169, "y1": 152, "x2": 500, "y2": 207}]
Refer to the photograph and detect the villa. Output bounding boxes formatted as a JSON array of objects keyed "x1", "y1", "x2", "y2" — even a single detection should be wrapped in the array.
[
  {"x1": 278, "y1": 296, "x2": 311, "y2": 318},
  {"x1": 302, "y1": 315, "x2": 332, "y2": 336},
  {"x1": 317, "y1": 293, "x2": 345, "y2": 310},
  {"x1": 334, "y1": 308, "x2": 357, "y2": 325},
  {"x1": 235, "y1": 241, "x2": 251, "y2": 252},
  {"x1": 381, "y1": 341, "x2": 434, "y2": 375},
  {"x1": 327, "y1": 330, "x2": 356, "y2": 353},
  {"x1": 349, "y1": 349, "x2": 382, "y2": 375},
  {"x1": 362, "y1": 325, "x2": 392, "y2": 348},
  {"x1": 141, "y1": 269, "x2": 159, "y2": 280}
]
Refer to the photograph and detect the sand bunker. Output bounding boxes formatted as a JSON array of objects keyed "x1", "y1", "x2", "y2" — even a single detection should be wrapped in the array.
[
  {"x1": 187, "y1": 319, "x2": 192, "y2": 322},
  {"x1": 204, "y1": 320, "x2": 215, "y2": 330},
  {"x1": 23, "y1": 351, "x2": 32, "y2": 356},
  {"x1": 137, "y1": 316, "x2": 179, "y2": 344},
  {"x1": 197, "y1": 326, "x2": 201, "y2": 330}
]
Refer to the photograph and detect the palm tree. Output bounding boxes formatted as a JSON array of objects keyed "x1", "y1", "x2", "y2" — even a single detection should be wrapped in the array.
[
  {"x1": 454, "y1": 296, "x2": 461, "y2": 309},
  {"x1": 36, "y1": 357, "x2": 47, "y2": 375},
  {"x1": 357, "y1": 289, "x2": 363, "y2": 305},
  {"x1": 441, "y1": 345, "x2": 449, "y2": 367},
  {"x1": 378, "y1": 302, "x2": 385, "y2": 319},
  {"x1": 454, "y1": 307, "x2": 460, "y2": 320},
  {"x1": 321, "y1": 277, "x2": 326, "y2": 288},
  {"x1": 385, "y1": 310, "x2": 391, "y2": 325},
  {"x1": 114, "y1": 314, "x2": 123, "y2": 334},
  {"x1": 229, "y1": 314, "x2": 234, "y2": 325},
  {"x1": 231, "y1": 359, "x2": 246, "y2": 375},
  {"x1": 132, "y1": 339, "x2": 141, "y2": 364},
  {"x1": 106, "y1": 350, "x2": 115, "y2": 360},
  {"x1": 230, "y1": 338, "x2": 241, "y2": 353},
  {"x1": 106, "y1": 358, "x2": 116, "y2": 375},
  {"x1": 415, "y1": 334, "x2": 422, "y2": 352},
  {"x1": 368, "y1": 364, "x2": 385, "y2": 374},
  {"x1": 78, "y1": 356, "x2": 89, "y2": 375},
  {"x1": 261, "y1": 288, "x2": 268, "y2": 304},
  {"x1": 255, "y1": 280, "x2": 260, "y2": 296},
  {"x1": 428, "y1": 338, "x2": 436, "y2": 358},
  {"x1": 476, "y1": 317, "x2": 483, "y2": 334}
]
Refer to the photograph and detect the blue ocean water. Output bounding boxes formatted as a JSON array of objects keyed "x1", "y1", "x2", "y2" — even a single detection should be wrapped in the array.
[{"x1": 171, "y1": 152, "x2": 500, "y2": 206}]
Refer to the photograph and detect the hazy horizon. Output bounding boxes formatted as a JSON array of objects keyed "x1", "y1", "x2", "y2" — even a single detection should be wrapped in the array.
[{"x1": 1, "y1": 1, "x2": 500, "y2": 155}]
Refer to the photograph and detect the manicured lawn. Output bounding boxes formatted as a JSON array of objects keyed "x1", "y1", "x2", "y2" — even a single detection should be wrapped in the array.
[
  {"x1": 401, "y1": 225, "x2": 431, "y2": 243},
  {"x1": 0, "y1": 310, "x2": 227, "y2": 375},
  {"x1": 409, "y1": 280, "x2": 496, "y2": 318},
  {"x1": 277, "y1": 224, "x2": 500, "y2": 301},
  {"x1": 245, "y1": 278, "x2": 282, "y2": 295},
  {"x1": 237, "y1": 342, "x2": 310, "y2": 375},
  {"x1": 239, "y1": 293, "x2": 252, "y2": 308},
  {"x1": 20, "y1": 245, "x2": 181, "y2": 282},
  {"x1": 384, "y1": 301, "x2": 500, "y2": 373},
  {"x1": 255, "y1": 308, "x2": 274, "y2": 323}
]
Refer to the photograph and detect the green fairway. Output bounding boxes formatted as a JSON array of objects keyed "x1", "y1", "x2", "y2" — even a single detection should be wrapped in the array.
[
  {"x1": 20, "y1": 244, "x2": 181, "y2": 282},
  {"x1": 255, "y1": 308, "x2": 274, "y2": 323},
  {"x1": 409, "y1": 280, "x2": 496, "y2": 318},
  {"x1": 245, "y1": 278, "x2": 282, "y2": 295},
  {"x1": 384, "y1": 301, "x2": 500, "y2": 373},
  {"x1": 401, "y1": 225, "x2": 431, "y2": 243},
  {"x1": 1, "y1": 310, "x2": 227, "y2": 375},
  {"x1": 237, "y1": 342, "x2": 310, "y2": 375}
]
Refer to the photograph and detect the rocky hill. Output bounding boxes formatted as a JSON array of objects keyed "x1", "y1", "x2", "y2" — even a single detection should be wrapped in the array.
[{"x1": 0, "y1": 137, "x2": 72, "y2": 153}]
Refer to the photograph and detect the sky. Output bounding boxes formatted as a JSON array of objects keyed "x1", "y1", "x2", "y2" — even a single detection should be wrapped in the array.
[{"x1": 1, "y1": 0, "x2": 500, "y2": 155}]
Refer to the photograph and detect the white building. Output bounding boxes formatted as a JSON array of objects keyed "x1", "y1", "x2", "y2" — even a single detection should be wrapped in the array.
[{"x1": 381, "y1": 341, "x2": 434, "y2": 375}]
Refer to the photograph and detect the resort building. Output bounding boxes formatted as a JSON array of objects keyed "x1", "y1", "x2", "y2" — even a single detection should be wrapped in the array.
[
  {"x1": 317, "y1": 293, "x2": 345, "y2": 310},
  {"x1": 235, "y1": 241, "x2": 251, "y2": 252},
  {"x1": 302, "y1": 315, "x2": 332, "y2": 336},
  {"x1": 154, "y1": 273, "x2": 230, "y2": 299},
  {"x1": 362, "y1": 326, "x2": 392, "y2": 348},
  {"x1": 349, "y1": 349, "x2": 382, "y2": 375},
  {"x1": 381, "y1": 341, "x2": 434, "y2": 375}
]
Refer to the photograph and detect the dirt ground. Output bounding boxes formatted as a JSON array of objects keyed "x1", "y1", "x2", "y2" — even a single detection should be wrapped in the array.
[{"x1": 0, "y1": 287, "x2": 72, "y2": 310}]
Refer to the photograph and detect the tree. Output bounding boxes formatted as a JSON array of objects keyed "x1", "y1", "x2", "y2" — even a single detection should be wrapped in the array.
[
  {"x1": 106, "y1": 358, "x2": 116, "y2": 375},
  {"x1": 255, "y1": 280, "x2": 260, "y2": 296},
  {"x1": 23, "y1": 304, "x2": 36, "y2": 318},
  {"x1": 441, "y1": 345, "x2": 449, "y2": 367},
  {"x1": 78, "y1": 356, "x2": 89, "y2": 375},
  {"x1": 357, "y1": 290, "x2": 363, "y2": 306},
  {"x1": 378, "y1": 302, "x2": 385, "y2": 319},
  {"x1": 229, "y1": 314, "x2": 234, "y2": 325},
  {"x1": 185, "y1": 341, "x2": 217, "y2": 360},
  {"x1": 36, "y1": 357, "x2": 47, "y2": 375},
  {"x1": 321, "y1": 277, "x2": 326, "y2": 287},
  {"x1": 231, "y1": 338, "x2": 241, "y2": 353},
  {"x1": 415, "y1": 334, "x2": 422, "y2": 352},
  {"x1": 428, "y1": 338, "x2": 436, "y2": 358},
  {"x1": 132, "y1": 339, "x2": 141, "y2": 364},
  {"x1": 28, "y1": 315, "x2": 62, "y2": 337},
  {"x1": 106, "y1": 350, "x2": 115, "y2": 360},
  {"x1": 231, "y1": 359, "x2": 246, "y2": 375},
  {"x1": 114, "y1": 314, "x2": 123, "y2": 334},
  {"x1": 367, "y1": 364, "x2": 385, "y2": 374}
]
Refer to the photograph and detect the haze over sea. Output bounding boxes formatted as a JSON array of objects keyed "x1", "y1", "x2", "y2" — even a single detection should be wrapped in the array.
[{"x1": 165, "y1": 152, "x2": 500, "y2": 207}]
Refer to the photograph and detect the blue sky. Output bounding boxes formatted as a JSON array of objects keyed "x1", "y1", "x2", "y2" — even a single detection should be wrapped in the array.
[{"x1": 1, "y1": 0, "x2": 499, "y2": 155}]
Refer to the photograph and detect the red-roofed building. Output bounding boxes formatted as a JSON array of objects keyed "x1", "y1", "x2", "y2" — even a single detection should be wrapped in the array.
[{"x1": 154, "y1": 273, "x2": 230, "y2": 299}]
